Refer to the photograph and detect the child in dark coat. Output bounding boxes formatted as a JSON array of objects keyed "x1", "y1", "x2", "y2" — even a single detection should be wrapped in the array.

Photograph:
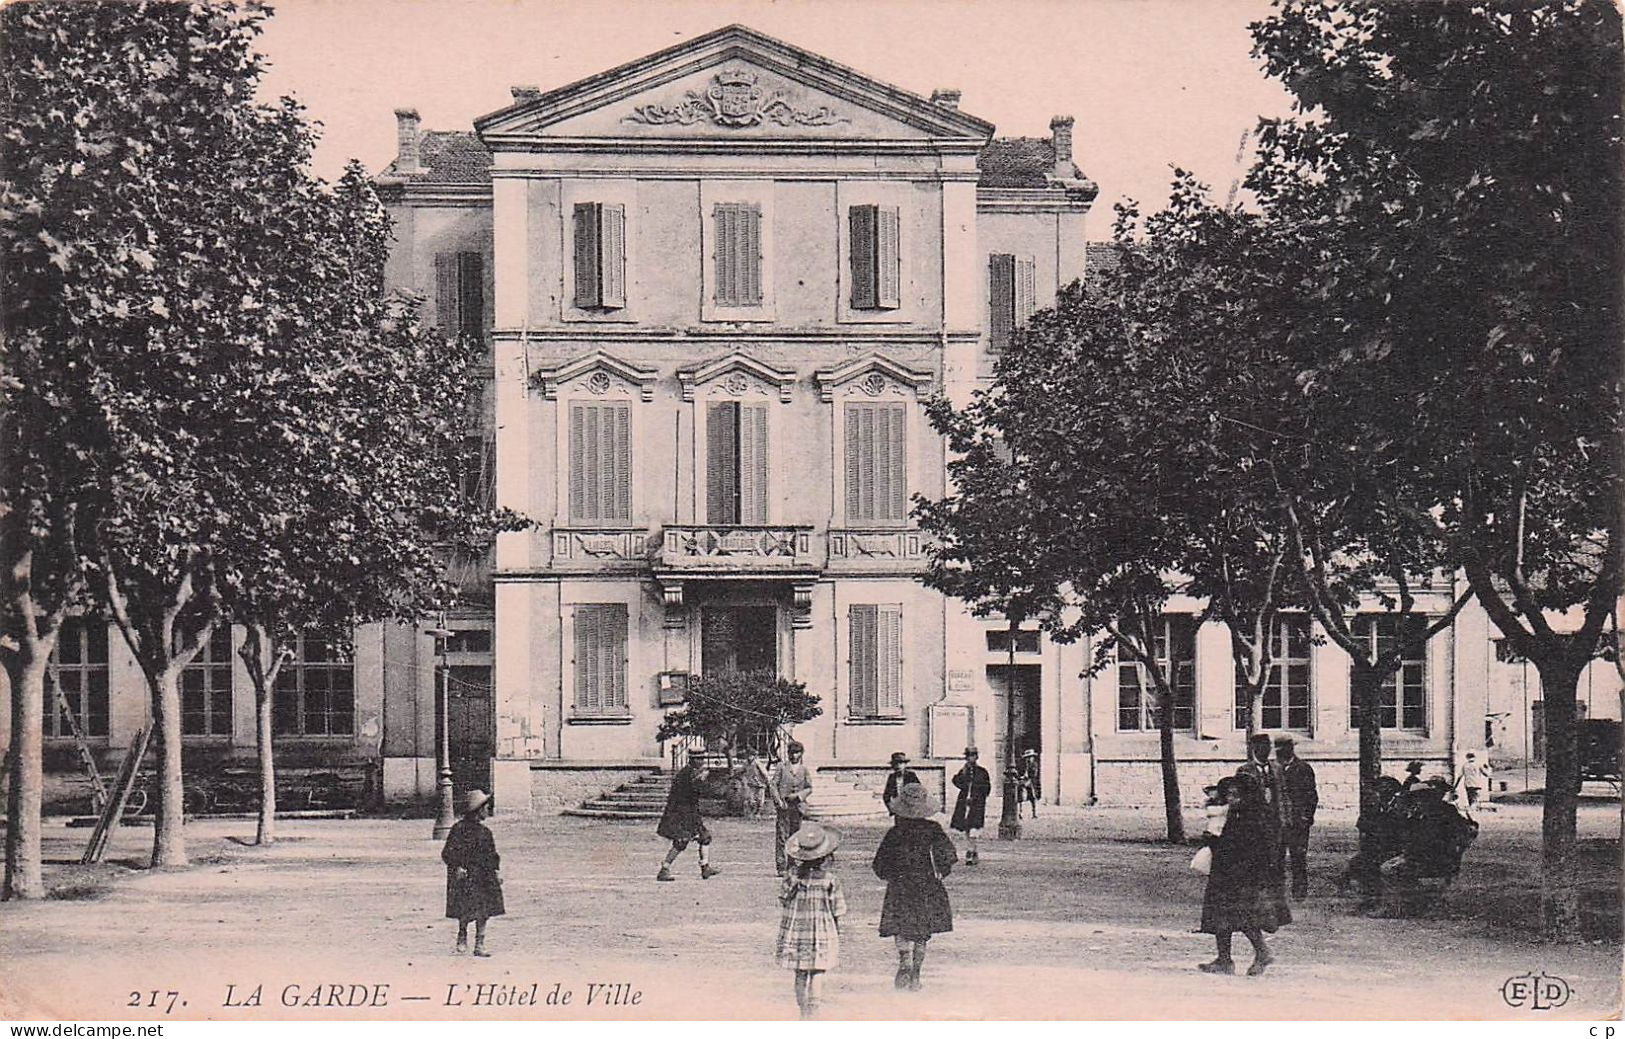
[
  {"x1": 441, "y1": 789, "x2": 504, "y2": 956},
  {"x1": 871, "y1": 782, "x2": 956, "y2": 991}
]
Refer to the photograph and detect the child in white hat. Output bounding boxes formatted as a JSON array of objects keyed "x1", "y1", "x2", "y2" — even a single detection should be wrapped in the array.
[{"x1": 775, "y1": 823, "x2": 846, "y2": 1018}]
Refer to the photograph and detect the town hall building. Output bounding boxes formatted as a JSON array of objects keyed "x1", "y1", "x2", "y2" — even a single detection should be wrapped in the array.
[{"x1": 7, "y1": 27, "x2": 1616, "y2": 817}]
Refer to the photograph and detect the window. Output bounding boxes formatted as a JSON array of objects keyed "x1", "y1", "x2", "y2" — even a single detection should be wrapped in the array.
[
  {"x1": 459, "y1": 435, "x2": 496, "y2": 511},
  {"x1": 444, "y1": 629, "x2": 492, "y2": 654},
  {"x1": 568, "y1": 401, "x2": 631, "y2": 524},
  {"x1": 573, "y1": 604, "x2": 628, "y2": 715},
  {"x1": 706, "y1": 401, "x2": 768, "y2": 524},
  {"x1": 1351, "y1": 614, "x2": 1427, "y2": 730},
  {"x1": 844, "y1": 402, "x2": 907, "y2": 524},
  {"x1": 986, "y1": 629, "x2": 1042, "y2": 655},
  {"x1": 712, "y1": 203, "x2": 763, "y2": 307},
  {"x1": 45, "y1": 617, "x2": 109, "y2": 738},
  {"x1": 1116, "y1": 615, "x2": 1196, "y2": 731},
  {"x1": 573, "y1": 202, "x2": 626, "y2": 310},
  {"x1": 1234, "y1": 615, "x2": 1311, "y2": 730},
  {"x1": 988, "y1": 253, "x2": 1037, "y2": 352},
  {"x1": 435, "y1": 251, "x2": 485, "y2": 339},
  {"x1": 273, "y1": 635, "x2": 354, "y2": 737},
  {"x1": 850, "y1": 604, "x2": 903, "y2": 719},
  {"x1": 849, "y1": 204, "x2": 901, "y2": 310},
  {"x1": 182, "y1": 626, "x2": 234, "y2": 738}
]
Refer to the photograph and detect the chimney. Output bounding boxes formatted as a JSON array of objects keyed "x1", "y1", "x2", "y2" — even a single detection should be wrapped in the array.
[
  {"x1": 1050, "y1": 115, "x2": 1075, "y2": 175},
  {"x1": 511, "y1": 84, "x2": 541, "y2": 102},
  {"x1": 930, "y1": 88, "x2": 961, "y2": 111},
  {"x1": 394, "y1": 107, "x2": 424, "y2": 174}
]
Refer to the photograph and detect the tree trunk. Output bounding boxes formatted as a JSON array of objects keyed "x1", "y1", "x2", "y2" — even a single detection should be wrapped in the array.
[
  {"x1": 1351, "y1": 662, "x2": 1385, "y2": 815},
  {"x1": 1158, "y1": 703, "x2": 1186, "y2": 843},
  {"x1": 1535, "y1": 655, "x2": 1584, "y2": 939},
  {"x1": 242, "y1": 628, "x2": 279, "y2": 846},
  {"x1": 149, "y1": 664, "x2": 188, "y2": 867},
  {"x1": 3, "y1": 654, "x2": 48, "y2": 900},
  {"x1": 255, "y1": 682, "x2": 277, "y2": 846}
]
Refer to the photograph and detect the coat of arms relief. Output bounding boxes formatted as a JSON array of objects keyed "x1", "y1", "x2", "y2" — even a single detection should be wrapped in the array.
[{"x1": 625, "y1": 68, "x2": 848, "y2": 128}]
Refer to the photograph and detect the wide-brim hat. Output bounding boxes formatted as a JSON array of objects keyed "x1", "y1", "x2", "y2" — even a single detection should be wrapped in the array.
[
  {"x1": 1022, "y1": 748, "x2": 1038, "y2": 758},
  {"x1": 461, "y1": 789, "x2": 493, "y2": 816},
  {"x1": 889, "y1": 752, "x2": 910, "y2": 765},
  {"x1": 890, "y1": 782, "x2": 936, "y2": 819},
  {"x1": 784, "y1": 823, "x2": 842, "y2": 862}
]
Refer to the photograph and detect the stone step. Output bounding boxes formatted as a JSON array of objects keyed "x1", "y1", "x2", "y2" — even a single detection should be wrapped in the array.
[{"x1": 562, "y1": 806, "x2": 662, "y2": 820}]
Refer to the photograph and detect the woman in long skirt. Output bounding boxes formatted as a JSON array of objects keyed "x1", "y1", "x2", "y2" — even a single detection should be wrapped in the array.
[{"x1": 1198, "y1": 773, "x2": 1285, "y2": 975}]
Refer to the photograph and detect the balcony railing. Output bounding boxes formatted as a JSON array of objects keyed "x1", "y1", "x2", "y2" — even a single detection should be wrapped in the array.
[{"x1": 657, "y1": 525, "x2": 817, "y2": 571}]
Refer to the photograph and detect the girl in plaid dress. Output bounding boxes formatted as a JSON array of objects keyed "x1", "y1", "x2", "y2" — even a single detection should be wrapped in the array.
[{"x1": 776, "y1": 823, "x2": 846, "y2": 1018}]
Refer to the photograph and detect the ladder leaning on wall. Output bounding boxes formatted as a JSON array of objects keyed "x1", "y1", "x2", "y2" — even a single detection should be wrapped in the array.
[{"x1": 52, "y1": 680, "x2": 109, "y2": 813}]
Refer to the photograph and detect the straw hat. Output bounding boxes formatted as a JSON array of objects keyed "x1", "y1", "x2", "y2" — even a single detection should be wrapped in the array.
[
  {"x1": 890, "y1": 782, "x2": 936, "y2": 819},
  {"x1": 784, "y1": 823, "x2": 842, "y2": 862},
  {"x1": 461, "y1": 789, "x2": 493, "y2": 816},
  {"x1": 1022, "y1": 748, "x2": 1038, "y2": 759}
]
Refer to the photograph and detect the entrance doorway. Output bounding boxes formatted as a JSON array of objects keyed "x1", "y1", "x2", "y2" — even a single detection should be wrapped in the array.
[
  {"x1": 701, "y1": 606, "x2": 779, "y2": 675},
  {"x1": 447, "y1": 664, "x2": 494, "y2": 795},
  {"x1": 987, "y1": 664, "x2": 1041, "y2": 794}
]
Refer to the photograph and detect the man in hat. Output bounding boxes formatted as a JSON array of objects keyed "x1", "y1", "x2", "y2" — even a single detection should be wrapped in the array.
[
  {"x1": 1400, "y1": 759, "x2": 1425, "y2": 791},
  {"x1": 1017, "y1": 747, "x2": 1042, "y2": 818},
  {"x1": 1273, "y1": 736, "x2": 1318, "y2": 900},
  {"x1": 882, "y1": 752, "x2": 920, "y2": 814},
  {"x1": 656, "y1": 753, "x2": 719, "y2": 882},
  {"x1": 771, "y1": 741, "x2": 815, "y2": 876},
  {"x1": 1237, "y1": 733, "x2": 1283, "y2": 820},
  {"x1": 949, "y1": 746, "x2": 992, "y2": 864}
]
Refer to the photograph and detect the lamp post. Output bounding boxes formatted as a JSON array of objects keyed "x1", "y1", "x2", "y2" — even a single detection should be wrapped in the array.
[{"x1": 426, "y1": 622, "x2": 456, "y2": 839}]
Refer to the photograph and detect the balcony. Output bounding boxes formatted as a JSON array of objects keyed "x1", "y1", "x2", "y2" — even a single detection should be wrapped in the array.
[{"x1": 656, "y1": 525, "x2": 818, "y2": 573}]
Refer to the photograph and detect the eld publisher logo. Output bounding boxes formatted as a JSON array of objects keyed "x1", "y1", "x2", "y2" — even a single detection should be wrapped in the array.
[{"x1": 1501, "y1": 972, "x2": 1571, "y2": 1011}]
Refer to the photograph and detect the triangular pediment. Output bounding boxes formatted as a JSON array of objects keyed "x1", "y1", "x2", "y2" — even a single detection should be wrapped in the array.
[
  {"x1": 814, "y1": 354, "x2": 935, "y2": 402},
  {"x1": 534, "y1": 352, "x2": 658, "y2": 401},
  {"x1": 677, "y1": 352, "x2": 797, "y2": 402},
  {"x1": 476, "y1": 26, "x2": 993, "y2": 144}
]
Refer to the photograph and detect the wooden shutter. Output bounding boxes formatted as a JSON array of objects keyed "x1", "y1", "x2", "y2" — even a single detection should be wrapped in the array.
[
  {"x1": 849, "y1": 204, "x2": 878, "y2": 309},
  {"x1": 715, "y1": 203, "x2": 762, "y2": 306},
  {"x1": 877, "y1": 206, "x2": 901, "y2": 309},
  {"x1": 1015, "y1": 255, "x2": 1036, "y2": 327},
  {"x1": 850, "y1": 604, "x2": 878, "y2": 718},
  {"x1": 435, "y1": 253, "x2": 459, "y2": 333},
  {"x1": 715, "y1": 204, "x2": 737, "y2": 306},
  {"x1": 611, "y1": 403, "x2": 631, "y2": 521},
  {"x1": 457, "y1": 252, "x2": 484, "y2": 338},
  {"x1": 574, "y1": 606, "x2": 602, "y2": 712},
  {"x1": 601, "y1": 203, "x2": 626, "y2": 309},
  {"x1": 741, "y1": 204, "x2": 762, "y2": 305},
  {"x1": 739, "y1": 403, "x2": 768, "y2": 523},
  {"x1": 844, "y1": 403, "x2": 872, "y2": 522},
  {"x1": 602, "y1": 605, "x2": 628, "y2": 710},
  {"x1": 878, "y1": 605, "x2": 903, "y2": 715},
  {"x1": 988, "y1": 253, "x2": 1015, "y2": 352},
  {"x1": 706, "y1": 401, "x2": 739, "y2": 524},
  {"x1": 570, "y1": 402, "x2": 631, "y2": 523},
  {"x1": 882, "y1": 403, "x2": 906, "y2": 520},
  {"x1": 573, "y1": 203, "x2": 602, "y2": 308}
]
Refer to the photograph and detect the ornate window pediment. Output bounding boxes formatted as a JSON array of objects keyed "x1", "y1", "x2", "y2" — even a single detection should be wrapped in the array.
[
  {"x1": 813, "y1": 354, "x2": 934, "y2": 403},
  {"x1": 535, "y1": 351, "x2": 658, "y2": 402},
  {"x1": 676, "y1": 352, "x2": 796, "y2": 403}
]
